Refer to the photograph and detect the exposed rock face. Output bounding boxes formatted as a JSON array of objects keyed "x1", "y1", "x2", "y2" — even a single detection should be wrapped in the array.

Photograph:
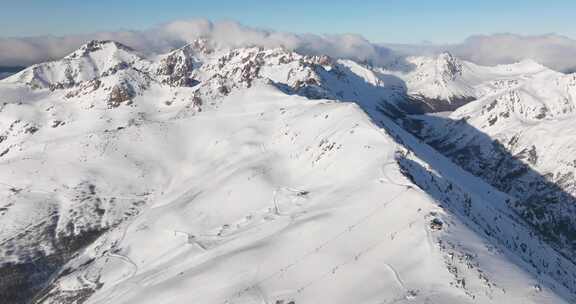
[
  {"x1": 437, "y1": 52, "x2": 463, "y2": 81},
  {"x1": 65, "y1": 79, "x2": 102, "y2": 99},
  {"x1": 405, "y1": 95, "x2": 476, "y2": 113},
  {"x1": 108, "y1": 84, "x2": 135, "y2": 108},
  {"x1": 155, "y1": 47, "x2": 198, "y2": 87}
]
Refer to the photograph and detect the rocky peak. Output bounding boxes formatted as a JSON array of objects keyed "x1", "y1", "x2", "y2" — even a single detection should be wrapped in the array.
[
  {"x1": 155, "y1": 45, "x2": 199, "y2": 87},
  {"x1": 436, "y1": 52, "x2": 463, "y2": 81},
  {"x1": 304, "y1": 54, "x2": 334, "y2": 67},
  {"x1": 187, "y1": 39, "x2": 214, "y2": 55}
]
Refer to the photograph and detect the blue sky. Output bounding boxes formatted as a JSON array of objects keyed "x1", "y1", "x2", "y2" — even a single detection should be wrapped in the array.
[{"x1": 2, "y1": 0, "x2": 575, "y2": 43}]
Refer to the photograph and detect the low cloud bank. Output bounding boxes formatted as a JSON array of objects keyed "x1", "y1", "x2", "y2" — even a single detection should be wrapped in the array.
[
  {"x1": 386, "y1": 33, "x2": 576, "y2": 73},
  {"x1": 454, "y1": 34, "x2": 576, "y2": 73},
  {"x1": 0, "y1": 19, "x2": 395, "y2": 67},
  {"x1": 1, "y1": 20, "x2": 575, "y2": 73}
]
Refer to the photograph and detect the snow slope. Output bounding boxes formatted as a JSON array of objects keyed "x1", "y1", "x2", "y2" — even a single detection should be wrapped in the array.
[
  {"x1": 0, "y1": 40, "x2": 574, "y2": 303},
  {"x1": 35, "y1": 85, "x2": 572, "y2": 304},
  {"x1": 406, "y1": 69, "x2": 576, "y2": 266}
]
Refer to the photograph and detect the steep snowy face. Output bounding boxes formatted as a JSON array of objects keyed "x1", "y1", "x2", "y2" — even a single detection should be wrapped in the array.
[
  {"x1": 405, "y1": 70, "x2": 576, "y2": 267},
  {"x1": 404, "y1": 53, "x2": 474, "y2": 101}
]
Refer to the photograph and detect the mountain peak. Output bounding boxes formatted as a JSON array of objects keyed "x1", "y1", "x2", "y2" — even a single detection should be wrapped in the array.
[
  {"x1": 65, "y1": 40, "x2": 135, "y2": 60},
  {"x1": 186, "y1": 39, "x2": 214, "y2": 54},
  {"x1": 436, "y1": 51, "x2": 463, "y2": 78},
  {"x1": 437, "y1": 51, "x2": 456, "y2": 60},
  {"x1": 1, "y1": 40, "x2": 148, "y2": 90}
]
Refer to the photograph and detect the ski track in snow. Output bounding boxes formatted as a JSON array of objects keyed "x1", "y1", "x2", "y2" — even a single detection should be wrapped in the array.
[{"x1": 383, "y1": 263, "x2": 406, "y2": 292}]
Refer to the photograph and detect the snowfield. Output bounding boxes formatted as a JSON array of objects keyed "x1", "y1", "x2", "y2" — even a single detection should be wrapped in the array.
[{"x1": 0, "y1": 40, "x2": 575, "y2": 303}]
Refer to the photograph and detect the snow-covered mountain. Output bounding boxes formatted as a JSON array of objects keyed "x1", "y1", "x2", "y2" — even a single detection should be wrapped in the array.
[
  {"x1": 405, "y1": 68, "x2": 576, "y2": 268},
  {"x1": 377, "y1": 53, "x2": 551, "y2": 112},
  {"x1": 3, "y1": 41, "x2": 149, "y2": 90},
  {"x1": 1, "y1": 40, "x2": 575, "y2": 304}
]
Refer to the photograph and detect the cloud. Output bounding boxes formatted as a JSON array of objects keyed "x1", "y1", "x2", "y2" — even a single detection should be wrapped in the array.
[
  {"x1": 1, "y1": 20, "x2": 575, "y2": 73},
  {"x1": 0, "y1": 19, "x2": 396, "y2": 67},
  {"x1": 386, "y1": 33, "x2": 576, "y2": 73},
  {"x1": 0, "y1": 31, "x2": 165, "y2": 67},
  {"x1": 155, "y1": 19, "x2": 396, "y2": 64},
  {"x1": 452, "y1": 34, "x2": 576, "y2": 73}
]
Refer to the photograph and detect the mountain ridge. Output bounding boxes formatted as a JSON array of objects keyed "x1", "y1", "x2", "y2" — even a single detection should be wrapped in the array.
[{"x1": 1, "y1": 40, "x2": 576, "y2": 303}]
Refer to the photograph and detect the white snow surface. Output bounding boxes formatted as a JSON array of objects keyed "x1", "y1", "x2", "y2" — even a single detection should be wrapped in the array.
[
  {"x1": 377, "y1": 53, "x2": 551, "y2": 104},
  {"x1": 0, "y1": 40, "x2": 574, "y2": 303},
  {"x1": 33, "y1": 86, "x2": 568, "y2": 304}
]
